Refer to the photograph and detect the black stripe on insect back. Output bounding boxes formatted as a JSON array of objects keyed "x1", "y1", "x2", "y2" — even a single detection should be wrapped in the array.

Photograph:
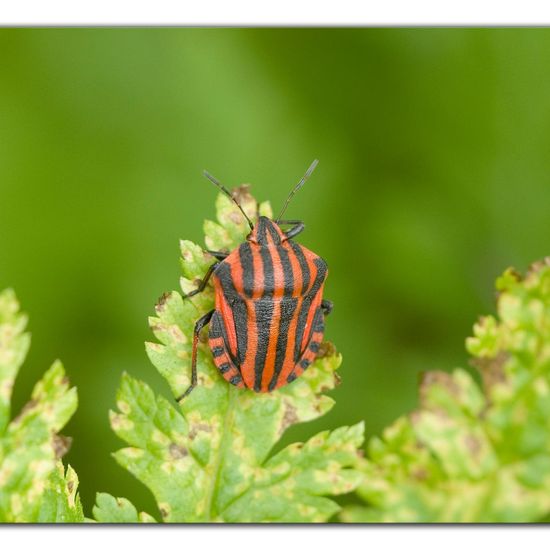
[
  {"x1": 288, "y1": 240, "x2": 310, "y2": 293},
  {"x1": 253, "y1": 299, "x2": 274, "y2": 391},
  {"x1": 259, "y1": 244, "x2": 275, "y2": 297},
  {"x1": 214, "y1": 263, "x2": 247, "y2": 366},
  {"x1": 269, "y1": 297, "x2": 298, "y2": 391},
  {"x1": 264, "y1": 218, "x2": 282, "y2": 245},
  {"x1": 238, "y1": 242, "x2": 254, "y2": 298},
  {"x1": 292, "y1": 257, "x2": 328, "y2": 363},
  {"x1": 293, "y1": 297, "x2": 311, "y2": 363},
  {"x1": 232, "y1": 300, "x2": 249, "y2": 365},
  {"x1": 216, "y1": 262, "x2": 238, "y2": 298},
  {"x1": 310, "y1": 257, "x2": 328, "y2": 298},
  {"x1": 266, "y1": 222, "x2": 294, "y2": 296},
  {"x1": 257, "y1": 217, "x2": 270, "y2": 244}
]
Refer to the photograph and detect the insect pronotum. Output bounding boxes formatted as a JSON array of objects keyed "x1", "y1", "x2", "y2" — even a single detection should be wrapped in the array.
[{"x1": 177, "y1": 160, "x2": 332, "y2": 400}]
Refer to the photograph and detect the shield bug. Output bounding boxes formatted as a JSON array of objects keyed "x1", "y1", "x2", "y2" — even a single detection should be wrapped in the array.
[{"x1": 177, "y1": 160, "x2": 332, "y2": 400}]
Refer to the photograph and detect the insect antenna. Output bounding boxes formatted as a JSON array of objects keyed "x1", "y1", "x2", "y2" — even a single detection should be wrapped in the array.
[
  {"x1": 275, "y1": 159, "x2": 319, "y2": 222},
  {"x1": 203, "y1": 170, "x2": 254, "y2": 231}
]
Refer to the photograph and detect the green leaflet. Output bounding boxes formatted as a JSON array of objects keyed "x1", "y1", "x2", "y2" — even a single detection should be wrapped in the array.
[
  {"x1": 106, "y1": 187, "x2": 364, "y2": 522},
  {"x1": 0, "y1": 289, "x2": 81, "y2": 522},
  {"x1": 344, "y1": 259, "x2": 550, "y2": 523},
  {"x1": 92, "y1": 493, "x2": 156, "y2": 523},
  {"x1": 0, "y1": 288, "x2": 30, "y2": 433},
  {"x1": 38, "y1": 462, "x2": 84, "y2": 523}
]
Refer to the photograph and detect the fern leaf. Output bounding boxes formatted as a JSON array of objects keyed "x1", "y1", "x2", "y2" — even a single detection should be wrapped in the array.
[
  {"x1": 344, "y1": 259, "x2": 550, "y2": 523},
  {"x1": 0, "y1": 289, "x2": 81, "y2": 522}
]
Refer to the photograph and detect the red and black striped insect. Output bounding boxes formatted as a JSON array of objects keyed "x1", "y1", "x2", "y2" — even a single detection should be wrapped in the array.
[{"x1": 177, "y1": 160, "x2": 332, "y2": 400}]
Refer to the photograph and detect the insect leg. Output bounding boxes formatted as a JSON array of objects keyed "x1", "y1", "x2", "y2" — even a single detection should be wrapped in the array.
[
  {"x1": 321, "y1": 299, "x2": 333, "y2": 316},
  {"x1": 176, "y1": 309, "x2": 214, "y2": 402},
  {"x1": 184, "y1": 262, "x2": 219, "y2": 299},
  {"x1": 206, "y1": 250, "x2": 229, "y2": 261},
  {"x1": 183, "y1": 251, "x2": 229, "y2": 299},
  {"x1": 277, "y1": 219, "x2": 305, "y2": 239}
]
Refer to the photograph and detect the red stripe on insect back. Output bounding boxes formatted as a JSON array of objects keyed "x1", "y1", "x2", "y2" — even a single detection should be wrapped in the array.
[
  {"x1": 231, "y1": 248, "x2": 245, "y2": 295},
  {"x1": 236, "y1": 244, "x2": 265, "y2": 389},
  {"x1": 269, "y1": 234, "x2": 286, "y2": 293},
  {"x1": 261, "y1": 302, "x2": 279, "y2": 390}
]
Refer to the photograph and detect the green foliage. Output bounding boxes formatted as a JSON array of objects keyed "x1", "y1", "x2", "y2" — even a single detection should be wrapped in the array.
[
  {"x1": 0, "y1": 289, "x2": 82, "y2": 522},
  {"x1": 93, "y1": 493, "x2": 156, "y2": 523},
  {"x1": 101, "y1": 188, "x2": 364, "y2": 522},
  {"x1": 0, "y1": 288, "x2": 30, "y2": 433},
  {"x1": 38, "y1": 462, "x2": 84, "y2": 523},
  {"x1": 344, "y1": 259, "x2": 550, "y2": 523}
]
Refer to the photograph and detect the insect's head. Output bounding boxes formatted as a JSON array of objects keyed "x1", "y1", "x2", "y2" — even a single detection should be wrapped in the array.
[
  {"x1": 202, "y1": 159, "x2": 319, "y2": 243},
  {"x1": 246, "y1": 216, "x2": 285, "y2": 246}
]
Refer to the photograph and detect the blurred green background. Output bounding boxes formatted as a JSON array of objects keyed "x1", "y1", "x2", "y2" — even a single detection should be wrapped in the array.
[{"x1": 1, "y1": 28, "x2": 549, "y2": 517}]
